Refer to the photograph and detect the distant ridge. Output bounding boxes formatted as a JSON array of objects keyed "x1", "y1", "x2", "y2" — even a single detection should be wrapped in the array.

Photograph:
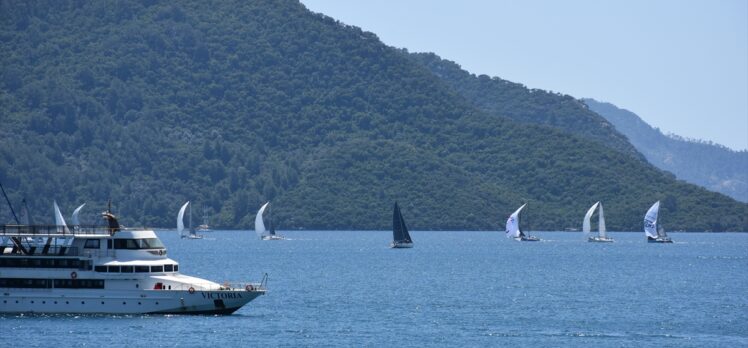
[
  {"x1": 406, "y1": 52, "x2": 643, "y2": 160},
  {"x1": 584, "y1": 99, "x2": 748, "y2": 203}
]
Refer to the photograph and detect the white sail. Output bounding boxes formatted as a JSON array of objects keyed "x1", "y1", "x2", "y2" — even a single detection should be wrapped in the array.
[
  {"x1": 255, "y1": 202, "x2": 270, "y2": 238},
  {"x1": 53, "y1": 201, "x2": 70, "y2": 234},
  {"x1": 644, "y1": 201, "x2": 660, "y2": 238},
  {"x1": 583, "y1": 202, "x2": 599, "y2": 234},
  {"x1": 505, "y1": 204, "x2": 526, "y2": 239},
  {"x1": 598, "y1": 202, "x2": 607, "y2": 238},
  {"x1": 177, "y1": 201, "x2": 190, "y2": 236},
  {"x1": 71, "y1": 203, "x2": 86, "y2": 226}
]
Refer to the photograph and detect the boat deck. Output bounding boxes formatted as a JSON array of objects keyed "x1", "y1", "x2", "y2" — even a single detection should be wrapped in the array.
[{"x1": 0, "y1": 225, "x2": 117, "y2": 238}]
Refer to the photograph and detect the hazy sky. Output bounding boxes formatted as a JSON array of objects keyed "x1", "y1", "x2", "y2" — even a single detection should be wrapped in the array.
[{"x1": 301, "y1": 0, "x2": 748, "y2": 151}]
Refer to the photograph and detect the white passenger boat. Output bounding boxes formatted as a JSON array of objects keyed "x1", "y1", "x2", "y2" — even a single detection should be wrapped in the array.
[{"x1": 0, "y1": 208, "x2": 266, "y2": 314}]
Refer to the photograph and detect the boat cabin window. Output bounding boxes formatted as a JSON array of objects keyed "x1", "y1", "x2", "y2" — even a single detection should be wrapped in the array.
[
  {"x1": 134, "y1": 266, "x2": 149, "y2": 273},
  {"x1": 112, "y1": 238, "x2": 165, "y2": 250},
  {"x1": 108, "y1": 266, "x2": 120, "y2": 273},
  {"x1": 0, "y1": 257, "x2": 85, "y2": 269},
  {"x1": 84, "y1": 239, "x2": 101, "y2": 249},
  {"x1": 94, "y1": 266, "x2": 107, "y2": 272},
  {"x1": 174, "y1": 264, "x2": 178, "y2": 272},
  {"x1": 164, "y1": 264, "x2": 173, "y2": 272},
  {"x1": 151, "y1": 265, "x2": 164, "y2": 272},
  {"x1": 120, "y1": 266, "x2": 133, "y2": 273}
]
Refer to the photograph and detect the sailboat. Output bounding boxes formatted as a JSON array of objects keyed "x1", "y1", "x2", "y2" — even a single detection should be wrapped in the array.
[
  {"x1": 71, "y1": 203, "x2": 86, "y2": 231},
  {"x1": 644, "y1": 201, "x2": 672, "y2": 243},
  {"x1": 584, "y1": 201, "x2": 613, "y2": 242},
  {"x1": 505, "y1": 203, "x2": 540, "y2": 241},
  {"x1": 255, "y1": 202, "x2": 284, "y2": 240},
  {"x1": 53, "y1": 200, "x2": 71, "y2": 234},
  {"x1": 197, "y1": 206, "x2": 211, "y2": 232},
  {"x1": 390, "y1": 202, "x2": 413, "y2": 248},
  {"x1": 178, "y1": 201, "x2": 203, "y2": 239}
]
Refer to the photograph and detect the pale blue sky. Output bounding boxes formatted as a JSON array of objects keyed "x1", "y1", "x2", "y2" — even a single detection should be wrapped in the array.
[{"x1": 301, "y1": 0, "x2": 748, "y2": 151}]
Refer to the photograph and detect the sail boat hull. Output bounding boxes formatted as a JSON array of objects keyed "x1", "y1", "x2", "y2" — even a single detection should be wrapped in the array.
[
  {"x1": 515, "y1": 236, "x2": 540, "y2": 242},
  {"x1": 588, "y1": 236, "x2": 614, "y2": 243},
  {"x1": 390, "y1": 241, "x2": 413, "y2": 248},
  {"x1": 647, "y1": 236, "x2": 673, "y2": 243},
  {"x1": 261, "y1": 235, "x2": 285, "y2": 241}
]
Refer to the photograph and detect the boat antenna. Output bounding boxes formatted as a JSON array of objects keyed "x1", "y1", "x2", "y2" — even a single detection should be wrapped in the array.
[
  {"x1": 0, "y1": 181, "x2": 29, "y2": 254},
  {"x1": 20, "y1": 198, "x2": 33, "y2": 225},
  {"x1": 0, "y1": 181, "x2": 20, "y2": 224},
  {"x1": 102, "y1": 199, "x2": 120, "y2": 234}
]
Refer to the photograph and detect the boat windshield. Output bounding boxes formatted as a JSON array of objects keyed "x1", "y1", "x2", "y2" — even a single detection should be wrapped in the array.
[{"x1": 113, "y1": 238, "x2": 165, "y2": 250}]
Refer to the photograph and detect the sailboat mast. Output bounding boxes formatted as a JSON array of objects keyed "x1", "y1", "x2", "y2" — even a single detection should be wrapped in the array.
[
  {"x1": 269, "y1": 203, "x2": 273, "y2": 230},
  {"x1": 519, "y1": 204, "x2": 527, "y2": 237},
  {"x1": 598, "y1": 203, "x2": 607, "y2": 238},
  {"x1": 0, "y1": 181, "x2": 19, "y2": 224}
]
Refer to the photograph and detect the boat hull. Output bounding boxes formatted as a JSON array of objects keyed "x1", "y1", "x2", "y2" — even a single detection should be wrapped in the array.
[
  {"x1": 588, "y1": 236, "x2": 614, "y2": 243},
  {"x1": 0, "y1": 288, "x2": 265, "y2": 315},
  {"x1": 647, "y1": 238, "x2": 673, "y2": 243},
  {"x1": 390, "y1": 241, "x2": 413, "y2": 248},
  {"x1": 514, "y1": 236, "x2": 540, "y2": 242},
  {"x1": 261, "y1": 235, "x2": 285, "y2": 241}
]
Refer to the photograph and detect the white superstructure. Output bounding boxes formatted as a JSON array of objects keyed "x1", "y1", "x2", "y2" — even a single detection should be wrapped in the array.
[{"x1": 0, "y1": 212, "x2": 265, "y2": 314}]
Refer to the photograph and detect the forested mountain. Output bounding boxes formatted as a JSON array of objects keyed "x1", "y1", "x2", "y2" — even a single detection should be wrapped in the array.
[
  {"x1": 1, "y1": 0, "x2": 745, "y2": 231},
  {"x1": 584, "y1": 99, "x2": 748, "y2": 203},
  {"x1": 407, "y1": 52, "x2": 642, "y2": 160}
]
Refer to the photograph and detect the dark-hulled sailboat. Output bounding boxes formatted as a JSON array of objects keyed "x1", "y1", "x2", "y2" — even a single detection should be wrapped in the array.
[{"x1": 390, "y1": 202, "x2": 413, "y2": 248}]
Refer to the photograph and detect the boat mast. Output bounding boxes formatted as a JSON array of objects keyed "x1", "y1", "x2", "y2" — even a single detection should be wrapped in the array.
[
  {"x1": 189, "y1": 202, "x2": 194, "y2": 236},
  {"x1": 202, "y1": 206, "x2": 209, "y2": 227},
  {"x1": 0, "y1": 181, "x2": 19, "y2": 223},
  {"x1": 0, "y1": 181, "x2": 29, "y2": 254},
  {"x1": 269, "y1": 203, "x2": 275, "y2": 235},
  {"x1": 519, "y1": 204, "x2": 527, "y2": 237}
]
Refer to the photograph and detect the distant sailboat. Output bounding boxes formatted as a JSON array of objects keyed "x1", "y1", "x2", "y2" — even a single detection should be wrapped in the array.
[
  {"x1": 255, "y1": 202, "x2": 284, "y2": 240},
  {"x1": 178, "y1": 201, "x2": 203, "y2": 239},
  {"x1": 18, "y1": 198, "x2": 33, "y2": 225},
  {"x1": 53, "y1": 200, "x2": 70, "y2": 234},
  {"x1": 644, "y1": 201, "x2": 672, "y2": 243},
  {"x1": 71, "y1": 203, "x2": 86, "y2": 230},
  {"x1": 505, "y1": 203, "x2": 540, "y2": 242},
  {"x1": 584, "y1": 202, "x2": 613, "y2": 243},
  {"x1": 197, "y1": 206, "x2": 211, "y2": 232},
  {"x1": 390, "y1": 202, "x2": 413, "y2": 248}
]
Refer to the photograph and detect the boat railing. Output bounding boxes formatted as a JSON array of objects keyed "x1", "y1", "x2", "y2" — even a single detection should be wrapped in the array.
[
  {"x1": 2, "y1": 246, "x2": 81, "y2": 257},
  {"x1": 0, "y1": 246, "x2": 119, "y2": 258},
  {"x1": 0, "y1": 224, "x2": 149, "y2": 237},
  {"x1": 161, "y1": 274, "x2": 268, "y2": 293}
]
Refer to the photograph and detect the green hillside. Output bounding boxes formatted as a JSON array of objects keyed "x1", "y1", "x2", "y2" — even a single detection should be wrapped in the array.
[
  {"x1": 407, "y1": 52, "x2": 642, "y2": 160},
  {"x1": 1, "y1": 0, "x2": 745, "y2": 231}
]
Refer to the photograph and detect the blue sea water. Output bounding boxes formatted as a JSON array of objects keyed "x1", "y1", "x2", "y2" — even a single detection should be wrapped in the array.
[{"x1": 3, "y1": 231, "x2": 747, "y2": 347}]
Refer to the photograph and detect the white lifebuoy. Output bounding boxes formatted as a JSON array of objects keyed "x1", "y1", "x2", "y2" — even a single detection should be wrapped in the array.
[
  {"x1": 245, "y1": 284, "x2": 254, "y2": 291},
  {"x1": 70, "y1": 271, "x2": 78, "y2": 279},
  {"x1": 188, "y1": 287, "x2": 195, "y2": 294}
]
